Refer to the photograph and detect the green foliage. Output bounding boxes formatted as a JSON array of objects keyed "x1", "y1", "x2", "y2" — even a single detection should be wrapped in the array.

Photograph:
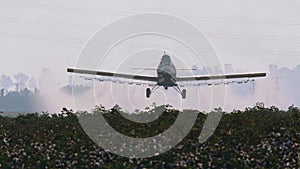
[{"x1": 0, "y1": 105, "x2": 299, "y2": 168}]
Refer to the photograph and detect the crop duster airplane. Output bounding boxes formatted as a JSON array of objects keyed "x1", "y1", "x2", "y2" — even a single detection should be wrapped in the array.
[{"x1": 67, "y1": 52, "x2": 266, "y2": 99}]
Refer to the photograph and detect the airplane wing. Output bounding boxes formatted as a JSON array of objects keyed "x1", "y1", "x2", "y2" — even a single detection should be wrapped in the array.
[
  {"x1": 176, "y1": 72, "x2": 266, "y2": 82},
  {"x1": 132, "y1": 68, "x2": 197, "y2": 71},
  {"x1": 67, "y1": 68, "x2": 158, "y2": 82}
]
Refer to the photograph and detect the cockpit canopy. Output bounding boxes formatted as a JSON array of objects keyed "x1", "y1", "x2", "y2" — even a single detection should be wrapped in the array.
[{"x1": 161, "y1": 55, "x2": 171, "y2": 64}]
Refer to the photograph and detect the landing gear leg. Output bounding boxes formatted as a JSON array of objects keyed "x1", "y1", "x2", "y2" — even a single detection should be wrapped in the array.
[
  {"x1": 181, "y1": 89, "x2": 186, "y2": 99},
  {"x1": 146, "y1": 85, "x2": 159, "y2": 98},
  {"x1": 173, "y1": 85, "x2": 187, "y2": 99}
]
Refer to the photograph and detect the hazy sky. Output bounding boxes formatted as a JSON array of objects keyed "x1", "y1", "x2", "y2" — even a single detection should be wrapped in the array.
[
  {"x1": 1, "y1": 0, "x2": 300, "y2": 113},
  {"x1": 1, "y1": 0, "x2": 300, "y2": 84},
  {"x1": 0, "y1": 0, "x2": 300, "y2": 111}
]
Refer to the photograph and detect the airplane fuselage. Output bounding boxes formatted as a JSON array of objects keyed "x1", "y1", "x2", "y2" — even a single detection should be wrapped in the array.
[{"x1": 156, "y1": 54, "x2": 177, "y2": 89}]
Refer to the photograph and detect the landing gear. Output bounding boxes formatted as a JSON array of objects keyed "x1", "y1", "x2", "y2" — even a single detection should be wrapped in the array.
[
  {"x1": 146, "y1": 85, "x2": 186, "y2": 99},
  {"x1": 181, "y1": 89, "x2": 186, "y2": 99},
  {"x1": 146, "y1": 85, "x2": 159, "y2": 98},
  {"x1": 173, "y1": 85, "x2": 187, "y2": 99},
  {"x1": 146, "y1": 88, "x2": 151, "y2": 98}
]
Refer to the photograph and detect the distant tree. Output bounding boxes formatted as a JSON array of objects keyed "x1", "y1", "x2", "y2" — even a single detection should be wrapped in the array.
[
  {"x1": 28, "y1": 77, "x2": 37, "y2": 90},
  {"x1": 14, "y1": 72, "x2": 29, "y2": 90},
  {"x1": 0, "y1": 74, "x2": 13, "y2": 90}
]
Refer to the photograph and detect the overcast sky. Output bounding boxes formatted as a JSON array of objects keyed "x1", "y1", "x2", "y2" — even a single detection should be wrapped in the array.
[
  {"x1": 1, "y1": 0, "x2": 300, "y2": 112},
  {"x1": 1, "y1": 0, "x2": 300, "y2": 84}
]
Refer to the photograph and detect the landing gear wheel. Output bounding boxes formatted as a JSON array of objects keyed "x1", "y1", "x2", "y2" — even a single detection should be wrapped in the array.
[
  {"x1": 181, "y1": 89, "x2": 186, "y2": 99},
  {"x1": 146, "y1": 88, "x2": 151, "y2": 98}
]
